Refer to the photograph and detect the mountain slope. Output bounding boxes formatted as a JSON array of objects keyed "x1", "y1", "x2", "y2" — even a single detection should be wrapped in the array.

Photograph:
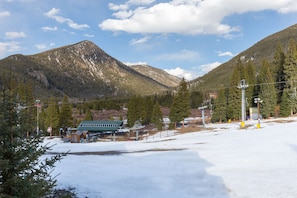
[
  {"x1": 0, "y1": 41, "x2": 173, "y2": 98},
  {"x1": 193, "y1": 24, "x2": 297, "y2": 91},
  {"x1": 129, "y1": 64, "x2": 181, "y2": 88}
]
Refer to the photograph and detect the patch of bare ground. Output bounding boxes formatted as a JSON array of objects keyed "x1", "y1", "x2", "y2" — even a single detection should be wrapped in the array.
[
  {"x1": 133, "y1": 148, "x2": 186, "y2": 153},
  {"x1": 194, "y1": 142, "x2": 207, "y2": 145},
  {"x1": 238, "y1": 124, "x2": 254, "y2": 129},
  {"x1": 145, "y1": 138, "x2": 176, "y2": 143},
  {"x1": 47, "y1": 148, "x2": 186, "y2": 156},
  {"x1": 265, "y1": 118, "x2": 296, "y2": 124},
  {"x1": 177, "y1": 125, "x2": 212, "y2": 134}
]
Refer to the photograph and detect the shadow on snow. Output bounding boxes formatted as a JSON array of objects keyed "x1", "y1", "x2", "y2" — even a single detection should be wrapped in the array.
[{"x1": 54, "y1": 150, "x2": 230, "y2": 198}]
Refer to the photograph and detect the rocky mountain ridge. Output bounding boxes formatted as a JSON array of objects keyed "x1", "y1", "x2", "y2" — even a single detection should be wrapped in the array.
[
  {"x1": 0, "y1": 41, "x2": 179, "y2": 99},
  {"x1": 129, "y1": 64, "x2": 181, "y2": 88}
]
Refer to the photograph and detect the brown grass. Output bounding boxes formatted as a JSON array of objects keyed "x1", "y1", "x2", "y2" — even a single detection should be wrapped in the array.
[
  {"x1": 265, "y1": 118, "x2": 296, "y2": 124},
  {"x1": 177, "y1": 125, "x2": 211, "y2": 134}
]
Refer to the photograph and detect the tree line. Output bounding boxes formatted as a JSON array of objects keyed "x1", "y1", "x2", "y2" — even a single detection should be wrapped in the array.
[{"x1": 211, "y1": 39, "x2": 297, "y2": 122}]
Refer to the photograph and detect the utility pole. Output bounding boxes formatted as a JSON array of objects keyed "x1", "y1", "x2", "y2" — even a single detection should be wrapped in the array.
[
  {"x1": 208, "y1": 99, "x2": 213, "y2": 116},
  {"x1": 238, "y1": 79, "x2": 248, "y2": 128},
  {"x1": 254, "y1": 98, "x2": 262, "y2": 129},
  {"x1": 35, "y1": 99, "x2": 41, "y2": 135},
  {"x1": 198, "y1": 105, "x2": 208, "y2": 127}
]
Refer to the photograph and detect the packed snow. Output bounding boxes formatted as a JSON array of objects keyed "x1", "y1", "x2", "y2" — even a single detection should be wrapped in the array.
[{"x1": 46, "y1": 117, "x2": 297, "y2": 198}]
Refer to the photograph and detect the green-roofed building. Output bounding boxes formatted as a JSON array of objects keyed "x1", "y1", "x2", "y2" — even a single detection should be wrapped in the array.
[{"x1": 77, "y1": 120, "x2": 124, "y2": 134}]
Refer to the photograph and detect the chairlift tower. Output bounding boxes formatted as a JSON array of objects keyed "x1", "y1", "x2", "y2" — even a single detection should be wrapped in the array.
[
  {"x1": 198, "y1": 105, "x2": 208, "y2": 128},
  {"x1": 254, "y1": 97, "x2": 263, "y2": 129},
  {"x1": 238, "y1": 79, "x2": 248, "y2": 128},
  {"x1": 35, "y1": 99, "x2": 41, "y2": 135}
]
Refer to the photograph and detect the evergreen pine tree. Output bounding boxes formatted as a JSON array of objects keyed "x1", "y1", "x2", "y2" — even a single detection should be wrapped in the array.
[
  {"x1": 45, "y1": 97, "x2": 60, "y2": 136},
  {"x1": 244, "y1": 62, "x2": 257, "y2": 108},
  {"x1": 227, "y1": 60, "x2": 242, "y2": 120},
  {"x1": 151, "y1": 101, "x2": 163, "y2": 130},
  {"x1": 17, "y1": 82, "x2": 36, "y2": 136},
  {"x1": 169, "y1": 78, "x2": 190, "y2": 128},
  {"x1": 38, "y1": 109, "x2": 47, "y2": 134},
  {"x1": 283, "y1": 39, "x2": 297, "y2": 115},
  {"x1": 190, "y1": 91, "x2": 203, "y2": 109},
  {"x1": 58, "y1": 95, "x2": 73, "y2": 128},
  {"x1": 157, "y1": 91, "x2": 174, "y2": 107},
  {"x1": 211, "y1": 88, "x2": 227, "y2": 123},
  {"x1": 84, "y1": 109, "x2": 93, "y2": 120},
  {"x1": 258, "y1": 60, "x2": 277, "y2": 118},
  {"x1": 141, "y1": 96, "x2": 153, "y2": 125},
  {"x1": 272, "y1": 43, "x2": 286, "y2": 104},
  {"x1": 0, "y1": 88, "x2": 65, "y2": 197},
  {"x1": 280, "y1": 90, "x2": 291, "y2": 117},
  {"x1": 127, "y1": 96, "x2": 142, "y2": 127}
]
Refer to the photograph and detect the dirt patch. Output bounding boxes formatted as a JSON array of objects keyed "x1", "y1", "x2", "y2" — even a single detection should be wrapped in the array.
[
  {"x1": 265, "y1": 119, "x2": 296, "y2": 124},
  {"x1": 133, "y1": 148, "x2": 186, "y2": 153},
  {"x1": 69, "y1": 150, "x2": 124, "y2": 155},
  {"x1": 238, "y1": 124, "x2": 254, "y2": 129},
  {"x1": 47, "y1": 148, "x2": 186, "y2": 156},
  {"x1": 177, "y1": 126, "x2": 212, "y2": 134},
  {"x1": 194, "y1": 142, "x2": 207, "y2": 145},
  {"x1": 145, "y1": 138, "x2": 176, "y2": 143}
]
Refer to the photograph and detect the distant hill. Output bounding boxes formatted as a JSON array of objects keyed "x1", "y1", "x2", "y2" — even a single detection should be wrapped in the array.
[
  {"x1": 192, "y1": 24, "x2": 297, "y2": 91},
  {"x1": 0, "y1": 41, "x2": 178, "y2": 99},
  {"x1": 129, "y1": 64, "x2": 181, "y2": 88}
]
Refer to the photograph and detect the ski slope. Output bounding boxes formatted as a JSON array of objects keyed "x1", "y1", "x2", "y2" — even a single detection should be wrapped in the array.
[{"x1": 47, "y1": 117, "x2": 297, "y2": 198}]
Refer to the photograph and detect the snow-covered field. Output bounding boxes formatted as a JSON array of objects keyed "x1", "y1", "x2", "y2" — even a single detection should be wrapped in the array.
[{"x1": 47, "y1": 117, "x2": 297, "y2": 198}]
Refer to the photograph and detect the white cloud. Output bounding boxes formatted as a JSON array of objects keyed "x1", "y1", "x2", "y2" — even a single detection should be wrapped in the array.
[
  {"x1": 127, "y1": 0, "x2": 155, "y2": 6},
  {"x1": 42, "y1": 26, "x2": 58, "y2": 32},
  {"x1": 109, "y1": 0, "x2": 155, "y2": 11},
  {"x1": 5, "y1": 31, "x2": 26, "y2": 39},
  {"x1": 68, "y1": 22, "x2": 89, "y2": 30},
  {"x1": 83, "y1": 34, "x2": 94, "y2": 38},
  {"x1": 200, "y1": 62, "x2": 221, "y2": 74},
  {"x1": 108, "y1": 3, "x2": 129, "y2": 11},
  {"x1": 0, "y1": 11, "x2": 10, "y2": 17},
  {"x1": 100, "y1": 0, "x2": 297, "y2": 36},
  {"x1": 129, "y1": 36, "x2": 150, "y2": 45},
  {"x1": 164, "y1": 62, "x2": 221, "y2": 81},
  {"x1": 44, "y1": 8, "x2": 59, "y2": 18},
  {"x1": 0, "y1": 41, "x2": 22, "y2": 56},
  {"x1": 35, "y1": 44, "x2": 47, "y2": 50},
  {"x1": 164, "y1": 67, "x2": 194, "y2": 80},
  {"x1": 216, "y1": 51, "x2": 235, "y2": 57},
  {"x1": 112, "y1": 10, "x2": 133, "y2": 19},
  {"x1": 44, "y1": 8, "x2": 89, "y2": 30},
  {"x1": 157, "y1": 49, "x2": 199, "y2": 61},
  {"x1": 34, "y1": 43, "x2": 55, "y2": 51},
  {"x1": 278, "y1": 2, "x2": 297, "y2": 13}
]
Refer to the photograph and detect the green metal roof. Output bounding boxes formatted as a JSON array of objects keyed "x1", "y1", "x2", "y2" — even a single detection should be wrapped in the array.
[{"x1": 77, "y1": 120, "x2": 123, "y2": 132}]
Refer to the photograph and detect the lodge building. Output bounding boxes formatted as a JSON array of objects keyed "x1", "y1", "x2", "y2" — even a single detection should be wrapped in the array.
[{"x1": 68, "y1": 120, "x2": 129, "y2": 143}]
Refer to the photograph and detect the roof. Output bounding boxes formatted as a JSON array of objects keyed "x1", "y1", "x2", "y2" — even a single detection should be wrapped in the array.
[{"x1": 77, "y1": 120, "x2": 123, "y2": 132}]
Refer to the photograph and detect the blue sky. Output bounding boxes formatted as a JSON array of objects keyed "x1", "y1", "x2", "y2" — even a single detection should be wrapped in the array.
[{"x1": 1, "y1": 0, "x2": 297, "y2": 80}]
